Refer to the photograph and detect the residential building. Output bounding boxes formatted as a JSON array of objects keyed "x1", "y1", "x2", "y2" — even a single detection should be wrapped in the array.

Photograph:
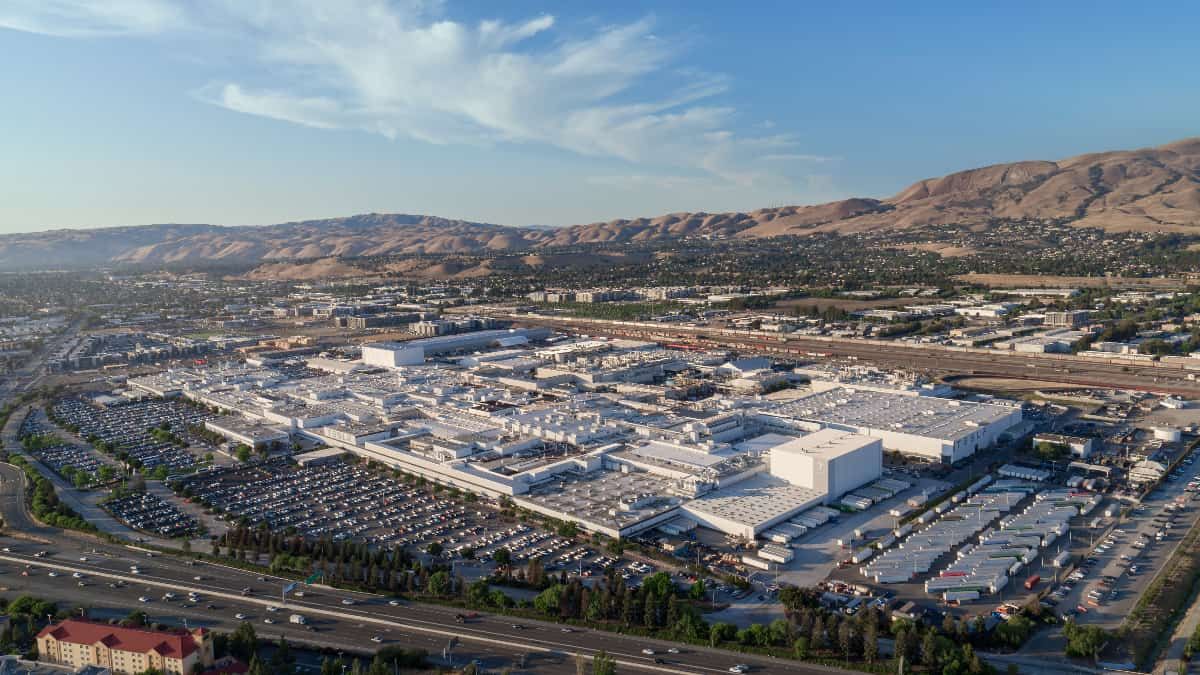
[{"x1": 36, "y1": 620, "x2": 213, "y2": 675}]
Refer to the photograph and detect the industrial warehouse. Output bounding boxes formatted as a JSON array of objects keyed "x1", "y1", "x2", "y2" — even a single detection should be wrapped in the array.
[{"x1": 127, "y1": 331, "x2": 1021, "y2": 544}]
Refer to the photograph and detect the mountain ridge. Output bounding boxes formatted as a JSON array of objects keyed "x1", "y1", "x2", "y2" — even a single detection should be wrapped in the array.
[{"x1": 2, "y1": 137, "x2": 1197, "y2": 270}]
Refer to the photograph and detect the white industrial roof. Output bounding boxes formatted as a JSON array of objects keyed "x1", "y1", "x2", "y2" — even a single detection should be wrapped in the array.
[
  {"x1": 771, "y1": 428, "x2": 877, "y2": 460},
  {"x1": 770, "y1": 387, "x2": 1015, "y2": 442},
  {"x1": 685, "y1": 474, "x2": 825, "y2": 529},
  {"x1": 628, "y1": 440, "x2": 728, "y2": 469}
]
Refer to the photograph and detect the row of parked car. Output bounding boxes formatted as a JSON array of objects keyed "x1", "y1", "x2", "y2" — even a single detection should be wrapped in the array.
[
  {"x1": 19, "y1": 411, "x2": 112, "y2": 479},
  {"x1": 106, "y1": 492, "x2": 198, "y2": 538},
  {"x1": 52, "y1": 397, "x2": 209, "y2": 470}
]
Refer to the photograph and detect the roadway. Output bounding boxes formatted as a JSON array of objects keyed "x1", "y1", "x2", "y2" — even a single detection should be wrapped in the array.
[
  {"x1": 0, "y1": 536, "x2": 846, "y2": 675},
  {"x1": 0, "y1": 466, "x2": 849, "y2": 675},
  {"x1": 497, "y1": 313, "x2": 1200, "y2": 396}
]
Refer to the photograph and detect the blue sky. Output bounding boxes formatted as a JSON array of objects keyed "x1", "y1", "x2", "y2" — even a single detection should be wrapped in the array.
[{"x1": 1, "y1": 1, "x2": 1197, "y2": 233}]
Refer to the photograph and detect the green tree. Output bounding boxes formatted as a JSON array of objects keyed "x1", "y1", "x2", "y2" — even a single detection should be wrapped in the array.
[
  {"x1": 838, "y1": 621, "x2": 858, "y2": 661},
  {"x1": 1063, "y1": 622, "x2": 1108, "y2": 662},
  {"x1": 229, "y1": 621, "x2": 258, "y2": 661},
  {"x1": 641, "y1": 572, "x2": 672, "y2": 598},
  {"x1": 793, "y1": 636, "x2": 810, "y2": 659},
  {"x1": 426, "y1": 570, "x2": 451, "y2": 596},
  {"x1": 247, "y1": 655, "x2": 268, "y2": 675},
  {"x1": 467, "y1": 579, "x2": 491, "y2": 607},
  {"x1": 996, "y1": 615, "x2": 1034, "y2": 648},
  {"x1": 592, "y1": 650, "x2": 616, "y2": 675},
  {"x1": 921, "y1": 630, "x2": 938, "y2": 666},
  {"x1": 367, "y1": 655, "x2": 390, "y2": 675},
  {"x1": 768, "y1": 619, "x2": 792, "y2": 646},
  {"x1": 710, "y1": 621, "x2": 736, "y2": 646},
  {"x1": 534, "y1": 585, "x2": 564, "y2": 615},
  {"x1": 863, "y1": 621, "x2": 878, "y2": 663}
]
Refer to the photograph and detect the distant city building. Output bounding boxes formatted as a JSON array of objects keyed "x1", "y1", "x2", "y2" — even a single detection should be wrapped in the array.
[{"x1": 1044, "y1": 310, "x2": 1091, "y2": 328}]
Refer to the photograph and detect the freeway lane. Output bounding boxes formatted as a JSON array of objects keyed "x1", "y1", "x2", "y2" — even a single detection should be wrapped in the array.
[
  {"x1": 502, "y1": 314, "x2": 1200, "y2": 396},
  {"x1": 0, "y1": 538, "x2": 841, "y2": 675},
  {"x1": 0, "y1": 561, "x2": 571, "y2": 674}
]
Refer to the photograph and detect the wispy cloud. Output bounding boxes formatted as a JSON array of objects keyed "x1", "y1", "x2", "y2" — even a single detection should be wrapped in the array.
[
  {"x1": 761, "y1": 153, "x2": 841, "y2": 163},
  {"x1": 1, "y1": 0, "x2": 820, "y2": 186},
  {"x1": 0, "y1": 0, "x2": 184, "y2": 37}
]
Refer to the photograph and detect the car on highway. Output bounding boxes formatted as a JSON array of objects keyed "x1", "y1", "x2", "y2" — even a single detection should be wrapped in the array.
[
  {"x1": 642, "y1": 649, "x2": 655, "y2": 655},
  {"x1": 234, "y1": 613, "x2": 246, "y2": 620},
  {"x1": 263, "y1": 618, "x2": 275, "y2": 625},
  {"x1": 371, "y1": 636, "x2": 383, "y2": 643},
  {"x1": 341, "y1": 599, "x2": 355, "y2": 606},
  {"x1": 47, "y1": 571, "x2": 58, "y2": 577},
  {"x1": 388, "y1": 600, "x2": 400, "y2": 606},
  {"x1": 72, "y1": 572, "x2": 84, "y2": 578},
  {"x1": 730, "y1": 665, "x2": 749, "y2": 673},
  {"x1": 138, "y1": 596, "x2": 150, "y2": 603}
]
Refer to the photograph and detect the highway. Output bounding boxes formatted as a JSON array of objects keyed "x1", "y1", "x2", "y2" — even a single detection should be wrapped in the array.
[
  {"x1": 0, "y1": 538, "x2": 837, "y2": 675},
  {"x1": 498, "y1": 312, "x2": 1200, "y2": 396},
  {"x1": 0, "y1": 467, "x2": 846, "y2": 674}
]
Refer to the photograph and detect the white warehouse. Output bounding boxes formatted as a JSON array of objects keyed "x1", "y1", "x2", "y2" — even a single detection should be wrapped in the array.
[
  {"x1": 769, "y1": 428, "x2": 881, "y2": 503},
  {"x1": 768, "y1": 387, "x2": 1022, "y2": 463},
  {"x1": 362, "y1": 328, "x2": 552, "y2": 369}
]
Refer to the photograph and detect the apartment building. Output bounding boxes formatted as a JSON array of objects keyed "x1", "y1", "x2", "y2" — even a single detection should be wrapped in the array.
[{"x1": 37, "y1": 620, "x2": 213, "y2": 675}]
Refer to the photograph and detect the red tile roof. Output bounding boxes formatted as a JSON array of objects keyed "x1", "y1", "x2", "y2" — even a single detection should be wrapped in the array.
[{"x1": 37, "y1": 620, "x2": 200, "y2": 659}]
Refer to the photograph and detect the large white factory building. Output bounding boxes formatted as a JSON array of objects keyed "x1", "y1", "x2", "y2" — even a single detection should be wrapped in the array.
[{"x1": 769, "y1": 428, "x2": 882, "y2": 503}]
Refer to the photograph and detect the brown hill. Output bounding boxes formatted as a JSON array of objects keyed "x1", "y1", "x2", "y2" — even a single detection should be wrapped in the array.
[
  {"x1": 2, "y1": 137, "x2": 1197, "y2": 271},
  {"x1": 740, "y1": 137, "x2": 1200, "y2": 236}
]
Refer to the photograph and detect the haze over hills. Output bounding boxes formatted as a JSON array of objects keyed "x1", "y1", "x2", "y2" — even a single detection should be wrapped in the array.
[{"x1": 2, "y1": 137, "x2": 1197, "y2": 271}]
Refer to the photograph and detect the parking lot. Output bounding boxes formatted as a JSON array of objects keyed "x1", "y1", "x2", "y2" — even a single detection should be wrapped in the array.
[
  {"x1": 104, "y1": 492, "x2": 200, "y2": 539},
  {"x1": 1047, "y1": 453, "x2": 1200, "y2": 628},
  {"x1": 18, "y1": 410, "x2": 116, "y2": 482},
  {"x1": 175, "y1": 459, "x2": 636, "y2": 577},
  {"x1": 51, "y1": 397, "x2": 213, "y2": 470}
]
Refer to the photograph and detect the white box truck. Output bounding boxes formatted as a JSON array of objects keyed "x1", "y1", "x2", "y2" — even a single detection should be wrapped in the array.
[{"x1": 289, "y1": 614, "x2": 306, "y2": 625}]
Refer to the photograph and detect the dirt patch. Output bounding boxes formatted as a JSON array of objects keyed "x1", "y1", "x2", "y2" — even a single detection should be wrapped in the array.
[
  {"x1": 898, "y1": 242, "x2": 979, "y2": 258},
  {"x1": 949, "y1": 376, "x2": 1094, "y2": 394},
  {"x1": 954, "y1": 273, "x2": 1186, "y2": 290}
]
